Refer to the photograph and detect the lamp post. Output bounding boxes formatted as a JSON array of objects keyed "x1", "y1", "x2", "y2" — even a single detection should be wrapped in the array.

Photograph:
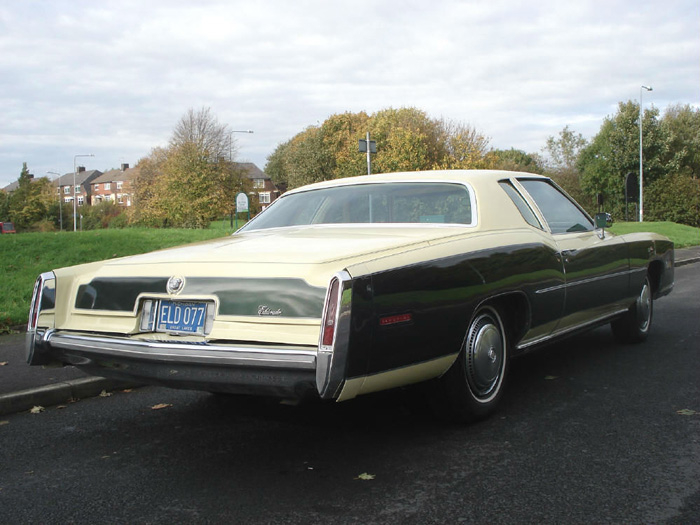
[
  {"x1": 46, "y1": 171, "x2": 62, "y2": 231},
  {"x1": 639, "y1": 85, "x2": 652, "y2": 222},
  {"x1": 229, "y1": 130, "x2": 254, "y2": 161},
  {"x1": 73, "y1": 154, "x2": 94, "y2": 231}
]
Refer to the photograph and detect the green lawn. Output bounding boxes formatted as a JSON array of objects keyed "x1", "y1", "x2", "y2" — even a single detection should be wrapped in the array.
[
  {"x1": 609, "y1": 221, "x2": 700, "y2": 248},
  {"x1": 0, "y1": 228, "x2": 230, "y2": 332}
]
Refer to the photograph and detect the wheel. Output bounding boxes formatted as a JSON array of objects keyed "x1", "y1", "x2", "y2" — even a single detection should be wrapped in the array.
[
  {"x1": 611, "y1": 275, "x2": 653, "y2": 343},
  {"x1": 431, "y1": 305, "x2": 509, "y2": 423}
]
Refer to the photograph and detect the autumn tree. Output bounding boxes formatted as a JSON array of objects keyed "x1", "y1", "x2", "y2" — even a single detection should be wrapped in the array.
[
  {"x1": 266, "y1": 107, "x2": 492, "y2": 190},
  {"x1": 132, "y1": 108, "x2": 252, "y2": 228}
]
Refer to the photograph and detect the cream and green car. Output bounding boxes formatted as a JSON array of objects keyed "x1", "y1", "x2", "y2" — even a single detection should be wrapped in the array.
[{"x1": 26, "y1": 170, "x2": 674, "y2": 421}]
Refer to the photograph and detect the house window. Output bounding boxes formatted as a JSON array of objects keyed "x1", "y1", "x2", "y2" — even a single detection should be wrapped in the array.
[
  {"x1": 105, "y1": 183, "x2": 111, "y2": 191},
  {"x1": 117, "y1": 181, "x2": 123, "y2": 190},
  {"x1": 64, "y1": 186, "x2": 70, "y2": 194},
  {"x1": 77, "y1": 196, "x2": 84, "y2": 206},
  {"x1": 117, "y1": 195, "x2": 124, "y2": 204},
  {"x1": 94, "y1": 184, "x2": 99, "y2": 191},
  {"x1": 259, "y1": 192, "x2": 271, "y2": 204},
  {"x1": 254, "y1": 179, "x2": 265, "y2": 189}
]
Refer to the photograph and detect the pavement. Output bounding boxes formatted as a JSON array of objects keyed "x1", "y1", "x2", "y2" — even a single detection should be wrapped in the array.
[{"x1": 1, "y1": 245, "x2": 699, "y2": 417}]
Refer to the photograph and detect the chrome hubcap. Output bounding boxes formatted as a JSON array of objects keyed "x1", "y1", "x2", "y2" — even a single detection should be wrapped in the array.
[
  {"x1": 637, "y1": 281, "x2": 651, "y2": 332},
  {"x1": 466, "y1": 314, "x2": 504, "y2": 399}
]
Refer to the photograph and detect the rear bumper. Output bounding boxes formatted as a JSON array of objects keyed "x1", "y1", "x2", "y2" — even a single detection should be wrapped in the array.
[{"x1": 26, "y1": 329, "x2": 337, "y2": 400}]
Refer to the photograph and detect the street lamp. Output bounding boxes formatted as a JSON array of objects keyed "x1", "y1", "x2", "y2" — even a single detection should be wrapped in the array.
[
  {"x1": 73, "y1": 154, "x2": 94, "y2": 232},
  {"x1": 229, "y1": 130, "x2": 254, "y2": 161},
  {"x1": 639, "y1": 85, "x2": 652, "y2": 222},
  {"x1": 46, "y1": 170, "x2": 62, "y2": 231}
]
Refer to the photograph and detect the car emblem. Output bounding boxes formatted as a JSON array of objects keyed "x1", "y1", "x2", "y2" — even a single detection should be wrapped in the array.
[
  {"x1": 167, "y1": 276, "x2": 185, "y2": 295},
  {"x1": 258, "y1": 305, "x2": 282, "y2": 316}
]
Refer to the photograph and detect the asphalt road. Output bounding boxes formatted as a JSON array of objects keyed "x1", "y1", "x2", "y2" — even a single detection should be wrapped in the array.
[{"x1": 1, "y1": 264, "x2": 698, "y2": 524}]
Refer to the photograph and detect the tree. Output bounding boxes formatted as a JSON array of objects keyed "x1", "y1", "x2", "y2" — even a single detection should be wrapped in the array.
[
  {"x1": 265, "y1": 107, "x2": 493, "y2": 190},
  {"x1": 7, "y1": 163, "x2": 54, "y2": 231},
  {"x1": 662, "y1": 104, "x2": 700, "y2": 179},
  {"x1": 170, "y1": 107, "x2": 234, "y2": 162},
  {"x1": 489, "y1": 149, "x2": 544, "y2": 174},
  {"x1": 0, "y1": 189, "x2": 9, "y2": 220},
  {"x1": 131, "y1": 108, "x2": 253, "y2": 228},
  {"x1": 577, "y1": 101, "x2": 673, "y2": 217},
  {"x1": 543, "y1": 126, "x2": 588, "y2": 173}
]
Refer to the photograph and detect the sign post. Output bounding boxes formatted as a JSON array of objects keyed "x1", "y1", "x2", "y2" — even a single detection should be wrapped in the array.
[
  {"x1": 235, "y1": 192, "x2": 250, "y2": 230},
  {"x1": 358, "y1": 132, "x2": 377, "y2": 175}
]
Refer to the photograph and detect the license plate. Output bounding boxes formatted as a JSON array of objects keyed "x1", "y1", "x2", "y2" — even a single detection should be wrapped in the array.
[{"x1": 156, "y1": 301, "x2": 208, "y2": 335}]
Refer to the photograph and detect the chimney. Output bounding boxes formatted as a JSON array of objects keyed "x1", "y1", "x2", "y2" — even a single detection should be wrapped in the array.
[
  {"x1": 121, "y1": 163, "x2": 129, "y2": 171},
  {"x1": 77, "y1": 166, "x2": 86, "y2": 173}
]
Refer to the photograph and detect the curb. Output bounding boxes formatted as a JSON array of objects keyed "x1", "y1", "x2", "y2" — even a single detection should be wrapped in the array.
[
  {"x1": 0, "y1": 377, "x2": 138, "y2": 417},
  {"x1": 675, "y1": 256, "x2": 700, "y2": 268}
]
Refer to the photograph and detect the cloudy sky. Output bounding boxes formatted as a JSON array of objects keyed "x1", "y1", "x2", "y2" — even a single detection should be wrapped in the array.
[{"x1": 1, "y1": 0, "x2": 698, "y2": 189}]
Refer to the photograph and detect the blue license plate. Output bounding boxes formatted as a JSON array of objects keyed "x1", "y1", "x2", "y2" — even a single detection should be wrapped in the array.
[{"x1": 157, "y1": 301, "x2": 208, "y2": 335}]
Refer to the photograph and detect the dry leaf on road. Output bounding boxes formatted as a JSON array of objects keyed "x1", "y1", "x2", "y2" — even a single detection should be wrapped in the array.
[
  {"x1": 151, "y1": 403, "x2": 173, "y2": 410},
  {"x1": 355, "y1": 472, "x2": 376, "y2": 481}
]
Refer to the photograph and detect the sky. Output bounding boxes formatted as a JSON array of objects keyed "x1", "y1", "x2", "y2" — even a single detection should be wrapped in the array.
[{"x1": 1, "y1": 0, "x2": 698, "y2": 189}]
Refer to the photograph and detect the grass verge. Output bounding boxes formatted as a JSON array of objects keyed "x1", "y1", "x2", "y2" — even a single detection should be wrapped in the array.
[
  {"x1": 609, "y1": 221, "x2": 700, "y2": 248},
  {"x1": 0, "y1": 228, "x2": 229, "y2": 332}
]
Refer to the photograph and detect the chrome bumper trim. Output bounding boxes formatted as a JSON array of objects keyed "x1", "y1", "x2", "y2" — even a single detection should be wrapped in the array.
[
  {"x1": 46, "y1": 332, "x2": 317, "y2": 370},
  {"x1": 27, "y1": 330, "x2": 321, "y2": 398}
]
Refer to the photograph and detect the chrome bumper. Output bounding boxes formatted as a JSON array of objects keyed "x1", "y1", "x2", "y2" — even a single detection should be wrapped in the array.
[{"x1": 26, "y1": 330, "x2": 341, "y2": 400}]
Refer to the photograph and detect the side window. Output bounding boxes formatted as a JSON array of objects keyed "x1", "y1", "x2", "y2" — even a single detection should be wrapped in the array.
[
  {"x1": 499, "y1": 181, "x2": 542, "y2": 229},
  {"x1": 518, "y1": 179, "x2": 593, "y2": 234}
]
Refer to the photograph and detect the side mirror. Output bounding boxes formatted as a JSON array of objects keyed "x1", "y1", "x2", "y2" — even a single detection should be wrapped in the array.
[{"x1": 594, "y1": 213, "x2": 613, "y2": 236}]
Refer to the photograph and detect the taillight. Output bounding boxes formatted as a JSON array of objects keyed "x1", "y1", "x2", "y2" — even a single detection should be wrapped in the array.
[
  {"x1": 320, "y1": 277, "x2": 341, "y2": 349},
  {"x1": 28, "y1": 272, "x2": 55, "y2": 331}
]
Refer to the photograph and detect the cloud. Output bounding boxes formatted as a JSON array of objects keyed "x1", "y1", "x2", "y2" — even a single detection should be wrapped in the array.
[{"x1": 1, "y1": 0, "x2": 698, "y2": 188}]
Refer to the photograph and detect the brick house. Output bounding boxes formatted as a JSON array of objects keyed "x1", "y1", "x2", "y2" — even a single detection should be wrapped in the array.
[
  {"x1": 238, "y1": 162, "x2": 280, "y2": 210},
  {"x1": 91, "y1": 164, "x2": 137, "y2": 206},
  {"x1": 54, "y1": 168, "x2": 103, "y2": 207}
]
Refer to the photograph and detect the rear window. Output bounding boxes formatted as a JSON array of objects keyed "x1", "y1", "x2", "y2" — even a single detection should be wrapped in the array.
[{"x1": 241, "y1": 182, "x2": 475, "y2": 232}]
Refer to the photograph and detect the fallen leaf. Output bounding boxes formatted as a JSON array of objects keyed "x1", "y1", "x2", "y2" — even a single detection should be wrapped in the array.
[
  {"x1": 0, "y1": 361, "x2": 8, "y2": 366},
  {"x1": 0, "y1": 421, "x2": 9, "y2": 426},
  {"x1": 99, "y1": 390, "x2": 112, "y2": 397},
  {"x1": 56, "y1": 405, "x2": 68, "y2": 410},
  {"x1": 355, "y1": 472, "x2": 376, "y2": 481},
  {"x1": 121, "y1": 389, "x2": 133, "y2": 393},
  {"x1": 677, "y1": 409, "x2": 697, "y2": 416},
  {"x1": 151, "y1": 403, "x2": 173, "y2": 410},
  {"x1": 30, "y1": 406, "x2": 45, "y2": 414}
]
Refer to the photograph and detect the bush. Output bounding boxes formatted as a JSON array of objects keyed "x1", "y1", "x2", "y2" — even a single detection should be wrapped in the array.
[
  {"x1": 645, "y1": 173, "x2": 700, "y2": 227},
  {"x1": 108, "y1": 213, "x2": 130, "y2": 229}
]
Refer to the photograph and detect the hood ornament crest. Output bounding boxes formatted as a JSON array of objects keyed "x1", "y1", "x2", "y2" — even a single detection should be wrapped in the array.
[{"x1": 167, "y1": 276, "x2": 185, "y2": 295}]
